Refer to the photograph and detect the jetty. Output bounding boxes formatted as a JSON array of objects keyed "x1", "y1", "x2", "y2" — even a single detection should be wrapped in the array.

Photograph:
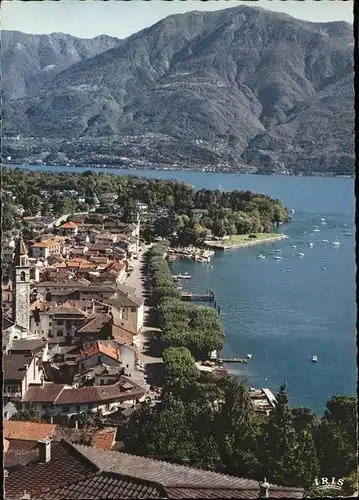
[
  {"x1": 181, "y1": 290, "x2": 215, "y2": 302},
  {"x1": 219, "y1": 357, "x2": 249, "y2": 364},
  {"x1": 172, "y1": 274, "x2": 192, "y2": 280}
]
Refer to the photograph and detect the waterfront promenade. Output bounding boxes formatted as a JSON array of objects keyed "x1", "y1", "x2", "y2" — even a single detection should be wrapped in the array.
[{"x1": 125, "y1": 245, "x2": 163, "y2": 367}]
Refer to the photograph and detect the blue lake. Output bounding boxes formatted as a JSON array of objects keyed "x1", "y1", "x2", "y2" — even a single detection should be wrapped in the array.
[{"x1": 8, "y1": 165, "x2": 357, "y2": 415}]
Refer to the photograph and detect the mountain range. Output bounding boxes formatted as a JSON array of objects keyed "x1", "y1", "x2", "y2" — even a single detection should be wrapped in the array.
[{"x1": 2, "y1": 5, "x2": 354, "y2": 175}]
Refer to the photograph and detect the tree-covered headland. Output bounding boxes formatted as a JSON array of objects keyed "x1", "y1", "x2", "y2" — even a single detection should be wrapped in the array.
[{"x1": 2, "y1": 168, "x2": 290, "y2": 245}]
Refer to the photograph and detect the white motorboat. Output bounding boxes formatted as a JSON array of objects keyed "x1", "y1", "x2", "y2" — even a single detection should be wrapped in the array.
[
  {"x1": 311, "y1": 356, "x2": 318, "y2": 363},
  {"x1": 322, "y1": 239, "x2": 329, "y2": 243},
  {"x1": 246, "y1": 354, "x2": 252, "y2": 359},
  {"x1": 283, "y1": 269, "x2": 292, "y2": 273},
  {"x1": 313, "y1": 229, "x2": 320, "y2": 233},
  {"x1": 275, "y1": 249, "x2": 282, "y2": 252},
  {"x1": 257, "y1": 254, "x2": 266, "y2": 259},
  {"x1": 298, "y1": 252, "x2": 305, "y2": 257},
  {"x1": 274, "y1": 256, "x2": 283, "y2": 260},
  {"x1": 332, "y1": 240, "x2": 341, "y2": 246},
  {"x1": 342, "y1": 231, "x2": 352, "y2": 236},
  {"x1": 321, "y1": 218, "x2": 326, "y2": 221},
  {"x1": 322, "y1": 267, "x2": 327, "y2": 271},
  {"x1": 291, "y1": 245, "x2": 297, "y2": 249}
]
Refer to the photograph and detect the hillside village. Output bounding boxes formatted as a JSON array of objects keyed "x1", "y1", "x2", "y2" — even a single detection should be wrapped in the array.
[{"x1": 2, "y1": 204, "x2": 155, "y2": 423}]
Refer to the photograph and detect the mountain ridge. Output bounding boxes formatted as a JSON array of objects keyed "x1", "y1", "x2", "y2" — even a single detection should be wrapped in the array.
[{"x1": 2, "y1": 5, "x2": 354, "y2": 175}]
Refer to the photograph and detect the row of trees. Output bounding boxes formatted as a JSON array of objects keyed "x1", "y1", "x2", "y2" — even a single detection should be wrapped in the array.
[
  {"x1": 124, "y1": 346, "x2": 357, "y2": 495},
  {"x1": 149, "y1": 244, "x2": 225, "y2": 359}
]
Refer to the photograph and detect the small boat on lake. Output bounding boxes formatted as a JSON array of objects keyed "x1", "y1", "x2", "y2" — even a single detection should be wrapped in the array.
[
  {"x1": 298, "y1": 252, "x2": 305, "y2": 257},
  {"x1": 321, "y1": 218, "x2": 326, "y2": 221},
  {"x1": 331, "y1": 240, "x2": 341, "y2": 246},
  {"x1": 291, "y1": 245, "x2": 297, "y2": 249},
  {"x1": 274, "y1": 256, "x2": 283, "y2": 260},
  {"x1": 275, "y1": 249, "x2": 282, "y2": 253},
  {"x1": 246, "y1": 354, "x2": 252, "y2": 359},
  {"x1": 257, "y1": 254, "x2": 266, "y2": 259},
  {"x1": 283, "y1": 269, "x2": 292, "y2": 273},
  {"x1": 342, "y1": 231, "x2": 352, "y2": 236},
  {"x1": 311, "y1": 356, "x2": 318, "y2": 363},
  {"x1": 322, "y1": 239, "x2": 329, "y2": 243},
  {"x1": 313, "y1": 229, "x2": 320, "y2": 233},
  {"x1": 307, "y1": 242, "x2": 314, "y2": 248},
  {"x1": 322, "y1": 267, "x2": 327, "y2": 271}
]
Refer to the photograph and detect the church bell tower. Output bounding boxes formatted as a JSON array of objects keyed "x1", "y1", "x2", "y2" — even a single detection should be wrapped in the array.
[{"x1": 12, "y1": 237, "x2": 30, "y2": 331}]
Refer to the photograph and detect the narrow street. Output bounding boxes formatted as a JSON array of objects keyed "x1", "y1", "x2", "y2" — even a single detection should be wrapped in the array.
[{"x1": 125, "y1": 245, "x2": 163, "y2": 367}]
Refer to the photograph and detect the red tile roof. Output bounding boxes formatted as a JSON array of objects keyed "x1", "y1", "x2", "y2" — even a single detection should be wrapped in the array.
[
  {"x1": 60, "y1": 221, "x2": 78, "y2": 229},
  {"x1": 4, "y1": 439, "x2": 305, "y2": 500},
  {"x1": 4, "y1": 421, "x2": 56, "y2": 442},
  {"x1": 77, "y1": 340, "x2": 121, "y2": 362},
  {"x1": 91, "y1": 427, "x2": 117, "y2": 451}
]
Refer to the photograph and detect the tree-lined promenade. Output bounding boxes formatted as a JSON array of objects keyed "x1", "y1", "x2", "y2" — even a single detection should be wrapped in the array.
[{"x1": 148, "y1": 243, "x2": 225, "y2": 359}]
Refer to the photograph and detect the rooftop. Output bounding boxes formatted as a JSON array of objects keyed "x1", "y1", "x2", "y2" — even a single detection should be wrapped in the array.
[
  {"x1": 77, "y1": 341, "x2": 122, "y2": 363},
  {"x1": 4, "y1": 421, "x2": 56, "y2": 442},
  {"x1": 60, "y1": 221, "x2": 78, "y2": 229},
  {"x1": 4, "y1": 353, "x2": 34, "y2": 381},
  {"x1": 76, "y1": 314, "x2": 112, "y2": 334},
  {"x1": 4, "y1": 440, "x2": 304, "y2": 499}
]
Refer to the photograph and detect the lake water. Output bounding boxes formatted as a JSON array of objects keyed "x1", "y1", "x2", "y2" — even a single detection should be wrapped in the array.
[{"x1": 8, "y1": 165, "x2": 356, "y2": 415}]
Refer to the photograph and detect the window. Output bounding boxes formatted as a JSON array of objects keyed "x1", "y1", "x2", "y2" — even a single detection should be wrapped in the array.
[
  {"x1": 100, "y1": 379, "x2": 104, "y2": 385},
  {"x1": 57, "y1": 330, "x2": 63, "y2": 337},
  {"x1": 98, "y1": 355, "x2": 101, "y2": 364},
  {"x1": 62, "y1": 405, "x2": 69, "y2": 413},
  {"x1": 88, "y1": 403, "x2": 94, "y2": 410},
  {"x1": 20, "y1": 271, "x2": 26, "y2": 282},
  {"x1": 76, "y1": 405, "x2": 81, "y2": 412},
  {"x1": 56, "y1": 320, "x2": 64, "y2": 326},
  {"x1": 131, "y1": 307, "x2": 136, "y2": 313}
]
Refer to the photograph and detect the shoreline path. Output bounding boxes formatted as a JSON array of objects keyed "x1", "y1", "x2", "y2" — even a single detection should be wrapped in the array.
[{"x1": 125, "y1": 244, "x2": 163, "y2": 366}]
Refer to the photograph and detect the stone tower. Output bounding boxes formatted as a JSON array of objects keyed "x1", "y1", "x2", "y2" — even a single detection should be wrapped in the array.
[{"x1": 12, "y1": 237, "x2": 30, "y2": 331}]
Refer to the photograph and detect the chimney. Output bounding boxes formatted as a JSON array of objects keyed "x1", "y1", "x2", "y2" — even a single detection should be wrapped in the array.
[
  {"x1": 20, "y1": 491, "x2": 31, "y2": 500},
  {"x1": 259, "y1": 478, "x2": 270, "y2": 498},
  {"x1": 37, "y1": 438, "x2": 51, "y2": 463}
]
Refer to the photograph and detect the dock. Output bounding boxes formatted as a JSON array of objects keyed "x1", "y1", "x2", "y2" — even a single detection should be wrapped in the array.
[
  {"x1": 219, "y1": 357, "x2": 250, "y2": 364},
  {"x1": 181, "y1": 290, "x2": 215, "y2": 302},
  {"x1": 173, "y1": 274, "x2": 192, "y2": 280}
]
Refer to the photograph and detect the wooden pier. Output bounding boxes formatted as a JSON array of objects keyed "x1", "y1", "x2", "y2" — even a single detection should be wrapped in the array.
[
  {"x1": 181, "y1": 290, "x2": 215, "y2": 302},
  {"x1": 219, "y1": 357, "x2": 249, "y2": 364}
]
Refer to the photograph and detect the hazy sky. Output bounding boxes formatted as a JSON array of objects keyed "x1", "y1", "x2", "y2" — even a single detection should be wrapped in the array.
[{"x1": 2, "y1": 0, "x2": 354, "y2": 39}]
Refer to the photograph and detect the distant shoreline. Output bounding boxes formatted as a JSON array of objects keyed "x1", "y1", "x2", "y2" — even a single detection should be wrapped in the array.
[
  {"x1": 205, "y1": 234, "x2": 286, "y2": 251},
  {"x1": 4, "y1": 164, "x2": 354, "y2": 180}
]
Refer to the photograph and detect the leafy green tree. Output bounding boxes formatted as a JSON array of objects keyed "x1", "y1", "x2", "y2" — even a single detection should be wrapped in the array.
[
  {"x1": 264, "y1": 384, "x2": 304, "y2": 486},
  {"x1": 163, "y1": 347, "x2": 199, "y2": 393},
  {"x1": 11, "y1": 405, "x2": 43, "y2": 423},
  {"x1": 315, "y1": 395, "x2": 357, "y2": 479},
  {"x1": 23, "y1": 194, "x2": 42, "y2": 216}
]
